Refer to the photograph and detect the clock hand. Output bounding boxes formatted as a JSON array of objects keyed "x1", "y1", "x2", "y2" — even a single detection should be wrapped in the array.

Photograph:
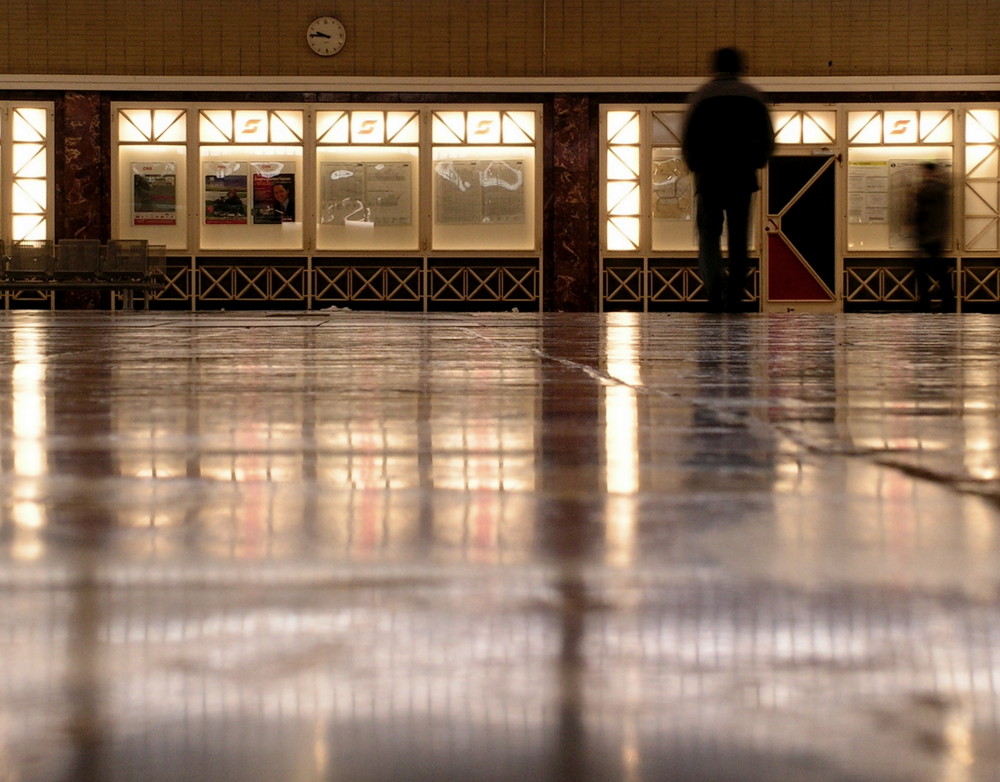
[{"x1": 310, "y1": 31, "x2": 332, "y2": 39}]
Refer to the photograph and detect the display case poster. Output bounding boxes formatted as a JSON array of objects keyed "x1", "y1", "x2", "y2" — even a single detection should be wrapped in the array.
[
  {"x1": 434, "y1": 159, "x2": 524, "y2": 225},
  {"x1": 847, "y1": 161, "x2": 889, "y2": 224},
  {"x1": 252, "y1": 171, "x2": 296, "y2": 225},
  {"x1": 651, "y1": 153, "x2": 693, "y2": 220},
  {"x1": 319, "y1": 162, "x2": 411, "y2": 226},
  {"x1": 132, "y1": 162, "x2": 177, "y2": 226},
  {"x1": 204, "y1": 164, "x2": 247, "y2": 225}
]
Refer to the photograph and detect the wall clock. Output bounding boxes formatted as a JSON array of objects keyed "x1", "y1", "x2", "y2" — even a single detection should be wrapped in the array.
[{"x1": 307, "y1": 17, "x2": 347, "y2": 56}]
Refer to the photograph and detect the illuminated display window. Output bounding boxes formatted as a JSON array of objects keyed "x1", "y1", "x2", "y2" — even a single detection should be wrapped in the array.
[
  {"x1": 3, "y1": 105, "x2": 52, "y2": 243},
  {"x1": 316, "y1": 109, "x2": 421, "y2": 252},
  {"x1": 847, "y1": 109, "x2": 955, "y2": 251},
  {"x1": 604, "y1": 110, "x2": 641, "y2": 252},
  {"x1": 116, "y1": 108, "x2": 188, "y2": 249},
  {"x1": 198, "y1": 109, "x2": 305, "y2": 251},
  {"x1": 431, "y1": 110, "x2": 539, "y2": 252},
  {"x1": 965, "y1": 109, "x2": 1000, "y2": 251}
]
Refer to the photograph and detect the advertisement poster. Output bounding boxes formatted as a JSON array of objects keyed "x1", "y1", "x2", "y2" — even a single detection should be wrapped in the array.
[
  {"x1": 434, "y1": 159, "x2": 524, "y2": 225},
  {"x1": 252, "y1": 171, "x2": 296, "y2": 225},
  {"x1": 320, "y1": 162, "x2": 411, "y2": 226},
  {"x1": 204, "y1": 163, "x2": 248, "y2": 224},
  {"x1": 132, "y1": 162, "x2": 177, "y2": 225}
]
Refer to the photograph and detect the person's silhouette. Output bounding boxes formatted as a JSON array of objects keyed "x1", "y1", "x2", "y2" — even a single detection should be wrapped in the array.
[{"x1": 682, "y1": 47, "x2": 774, "y2": 312}]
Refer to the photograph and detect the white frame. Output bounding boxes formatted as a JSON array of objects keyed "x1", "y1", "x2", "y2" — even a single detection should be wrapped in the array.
[
  {"x1": 111, "y1": 102, "x2": 544, "y2": 258},
  {"x1": 0, "y1": 102, "x2": 54, "y2": 244}
]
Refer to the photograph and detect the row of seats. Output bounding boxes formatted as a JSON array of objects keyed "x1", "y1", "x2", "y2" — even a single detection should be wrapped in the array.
[{"x1": 1, "y1": 239, "x2": 164, "y2": 282}]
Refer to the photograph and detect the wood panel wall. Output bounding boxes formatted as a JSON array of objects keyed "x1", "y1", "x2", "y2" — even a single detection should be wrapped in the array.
[{"x1": 0, "y1": 0, "x2": 996, "y2": 79}]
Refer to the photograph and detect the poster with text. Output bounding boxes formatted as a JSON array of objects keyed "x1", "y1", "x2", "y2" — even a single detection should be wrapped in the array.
[
  {"x1": 252, "y1": 171, "x2": 296, "y2": 225},
  {"x1": 132, "y1": 162, "x2": 177, "y2": 225},
  {"x1": 847, "y1": 161, "x2": 889, "y2": 224},
  {"x1": 204, "y1": 164, "x2": 248, "y2": 225}
]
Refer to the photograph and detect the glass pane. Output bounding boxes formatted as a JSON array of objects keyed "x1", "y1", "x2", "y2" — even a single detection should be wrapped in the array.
[
  {"x1": 13, "y1": 215, "x2": 45, "y2": 241},
  {"x1": 234, "y1": 110, "x2": 269, "y2": 143},
  {"x1": 386, "y1": 112, "x2": 420, "y2": 144},
  {"x1": 966, "y1": 181, "x2": 999, "y2": 216},
  {"x1": 607, "y1": 147, "x2": 640, "y2": 180},
  {"x1": 965, "y1": 217, "x2": 998, "y2": 250},
  {"x1": 12, "y1": 180, "x2": 46, "y2": 213},
  {"x1": 966, "y1": 146, "x2": 999, "y2": 179},
  {"x1": 200, "y1": 110, "x2": 232, "y2": 143},
  {"x1": 467, "y1": 111, "x2": 502, "y2": 144},
  {"x1": 607, "y1": 217, "x2": 639, "y2": 250},
  {"x1": 154, "y1": 109, "x2": 186, "y2": 142},
  {"x1": 884, "y1": 111, "x2": 917, "y2": 143},
  {"x1": 773, "y1": 112, "x2": 802, "y2": 144},
  {"x1": 651, "y1": 112, "x2": 682, "y2": 145},
  {"x1": 803, "y1": 112, "x2": 836, "y2": 143},
  {"x1": 13, "y1": 144, "x2": 46, "y2": 178},
  {"x1": 607, "y1": 111, "x2": 639, "y2": 145},
  {"x1": 607, "y1": 182, "x2": 640, "y2": 216},
  {"x1": 920, "y1": 110, "x2": 952, "y2": 143},
  {"x1": 433, "y1": 112, "x2": 466, "y2": 143},
  {"x1": 848, "y1": 111, "x2": 880, "y2": 144},
  {"x1": 12, "y1": 108, "x2": 46, "y2": 142},
  {"x1": 351, "y1": 112, "x2": 386, "y2": 143},
  {"x1": 967, "y1": 110, "x2": 999, "y2": 143},
  {"x1": 272, "y1": 111, "x2": 303, "y2": 142},
  {"x1": 317, "y1": 111, "x2": 350, "y2": 143},
  {"x1": 502, "y1": 112, "x2": 535, "y2": 144},
  {"x1": 119, "y1": 109, "x2": 152, "y2": 142}
]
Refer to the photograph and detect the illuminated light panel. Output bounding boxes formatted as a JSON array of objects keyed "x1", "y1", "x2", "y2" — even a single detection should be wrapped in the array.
[
  {"x1": 12, "y1": 108, "x2": 46, "y2": 142},
  {"x1": 966, "y1": 110, "x2": 999, "y2": 143},
  {"x1": 316, "y1": 111, "x2": 350, "y2": 144},
  {"x1": 607, "y1": 111, "x2": 639, "y2": 145}
]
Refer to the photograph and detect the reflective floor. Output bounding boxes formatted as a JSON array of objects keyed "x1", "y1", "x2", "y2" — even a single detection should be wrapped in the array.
[{"x1": 3, "y1": 310, "x2": 1000, "y2": 781}]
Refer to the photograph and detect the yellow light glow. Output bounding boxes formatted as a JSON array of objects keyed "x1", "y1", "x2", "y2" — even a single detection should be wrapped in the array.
[
  {"x1": 502, "y1": 111, "x2": 535, "y2": 144},
  {"x1": 386, "y1": 111, "x2": 420, "y2": 144},
  {"x1": 316, "y1": 111, "x2": 350, "y2": 143},
  {"x1": 607, "y1": 111, "x2": 640, "y2": 145},
  {"x1": 12, "y1": 108, "x2": 46, "y2": 142},
  {"x1": 966, "y1": 110, "x2": 999, "y2": 143}
]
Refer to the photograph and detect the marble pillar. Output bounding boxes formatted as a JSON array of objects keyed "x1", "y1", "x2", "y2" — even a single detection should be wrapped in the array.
[
  {"x1": 548, "y1": 94, "x2": 598, "y2": 312},
  {"x1": 57, "y1": 92, "x2": 106, "y2": 241}
]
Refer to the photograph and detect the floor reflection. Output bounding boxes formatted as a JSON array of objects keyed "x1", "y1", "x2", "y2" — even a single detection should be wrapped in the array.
[{"x1": 1, "y1": 312, "x2": 1000, "y2": 781}]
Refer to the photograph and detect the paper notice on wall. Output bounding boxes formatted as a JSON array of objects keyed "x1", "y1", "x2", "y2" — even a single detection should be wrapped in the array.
[
  {"x1": 132, "y1": 162, "x2": 177, "y2": 225},
  {"x1": 434, "y1": 159, "x2": 524, "y2": 225},
  {"x1": 848, "y1": 161, "x2": 889, "y2": 223},
  {"x1": 651, "y1": 153, "x2": 693, "y2": 221},
  {"x1": 320, "y1": 162, "x2": 411, "y2": 226}
]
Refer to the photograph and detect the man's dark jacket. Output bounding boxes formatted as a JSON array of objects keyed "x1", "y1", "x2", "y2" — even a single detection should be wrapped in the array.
[{"x1": 682, "y1": 74, "x2": 775, "y2": 194}]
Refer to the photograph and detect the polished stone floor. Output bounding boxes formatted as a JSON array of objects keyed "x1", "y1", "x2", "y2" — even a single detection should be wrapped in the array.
[{"x1": 2, "y1": 310, "x2": 1000, "y2": 781}]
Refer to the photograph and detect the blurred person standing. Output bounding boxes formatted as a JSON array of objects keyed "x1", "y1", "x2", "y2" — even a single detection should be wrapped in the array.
[
  {"x1": 682, "y1": 47, "x2": 774, "y2": 312},
  {"x1": 912, "y1": 162, "x2": 956, "y2": 312}
]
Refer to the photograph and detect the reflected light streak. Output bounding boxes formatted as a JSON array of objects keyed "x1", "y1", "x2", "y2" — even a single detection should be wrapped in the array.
[
  {"x1": 604, "y1": 314, "x2": 639, "y2": 566},
  {"x1": 12, "y1": 324, "x2": 48, "y2": 530},
  {"x1": 604, "y1": 313, "x2": 640, "y2": 495}
]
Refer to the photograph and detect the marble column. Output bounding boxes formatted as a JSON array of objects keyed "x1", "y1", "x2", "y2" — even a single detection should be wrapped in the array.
[
  {"x1": 548, "y1": 94, "x2": 598, "y2": 312},
  {"x1": 57, "y1": 92, "x2": 106, "y2": 241}
]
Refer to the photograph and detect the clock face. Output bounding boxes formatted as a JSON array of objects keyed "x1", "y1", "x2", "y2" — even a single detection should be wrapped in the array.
[{"x1": 307, "y1": 17, "x2": 346, "y2": 56}]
